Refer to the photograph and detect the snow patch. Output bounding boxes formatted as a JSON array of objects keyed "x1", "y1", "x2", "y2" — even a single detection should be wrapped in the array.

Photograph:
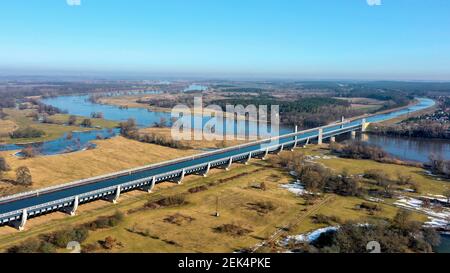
[
  {"x1": 280, "y1": 180, "x2": 311, "y2": 196},
  {"x1": 281, "y1": 226, "x2": 339, "y2": 244}
]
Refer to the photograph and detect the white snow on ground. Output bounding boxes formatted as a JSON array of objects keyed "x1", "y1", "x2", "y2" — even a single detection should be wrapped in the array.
[
  {"x1": 394, "y1": 196, "x2": 450, "y2": 229},
  {"x1": 281, "y1": 226, "x2": 339, "y2": 245},
  {"x1": 280, "y1": 180, "x2": 311, "y2": 196},
  {"x1": 423, "y1": 194, "x2": 449, "y2": 204},
  {"x1": 395, "y1": 197, "x2": 423, "y2": 209},
  {"x1": 423, "y1": 170, "x2": 439, "y2": 177},
  {"x1": 366, "y1": 197, "x2": 384, "y2": 203},
  {"x1": 305, "y1": 155, "x2": 337, "y2": 161}
]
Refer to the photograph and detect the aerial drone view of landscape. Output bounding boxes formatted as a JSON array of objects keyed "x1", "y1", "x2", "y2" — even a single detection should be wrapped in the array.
[{"x1": 0, "y1": 0, "x2": 450, "y2": 267}]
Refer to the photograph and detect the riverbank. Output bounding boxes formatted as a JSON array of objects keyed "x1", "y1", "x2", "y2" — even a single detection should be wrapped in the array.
[{"x1": 0, "y1": 108, "x2": 119, "y2": 145}]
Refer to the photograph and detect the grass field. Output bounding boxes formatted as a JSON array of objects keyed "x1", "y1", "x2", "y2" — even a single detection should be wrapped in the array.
[
  {"x1": 0, "y1": 144, "x2": 442, "y2": 253},
  {"x1": 47, "y1": 114, "x2": 119, "y2": 129},
  {"x1": 0, "y1": 119, "x2": 18, "y2": 138},
  {"x1": 313, "y1": 148, "x2": 449, "y2": 195}
]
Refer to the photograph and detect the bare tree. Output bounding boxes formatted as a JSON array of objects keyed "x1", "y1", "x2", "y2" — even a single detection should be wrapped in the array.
[{"x1": 16, "y1": 166, "x2": 32, "y2": 186}]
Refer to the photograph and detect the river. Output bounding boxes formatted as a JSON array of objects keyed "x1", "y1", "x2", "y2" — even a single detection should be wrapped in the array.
[{"x1": 362, "y1": 134, "x2": 450, "y2": 163}]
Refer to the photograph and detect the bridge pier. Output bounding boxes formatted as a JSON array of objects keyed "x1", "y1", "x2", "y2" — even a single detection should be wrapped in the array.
[
  {"x1": 330, "y1": 136, "x2": 336, "y2": 143},
  {"x1": 9, "y1": 209, "x2": 28, "y2": 231},
  {"x1": 361, "y1": 118, "x2": 369, "y2": 132},
  {"x1": 225, "y1": 157, "x2": 233, "y2": 171},
  {"x1": 244, "y1": 152, "x2": 252, "y2": 165},
  {"x1": 261, "y1": 148, "x2": 269, "y2": 160},
  {"x1": 291, "y1": 125, "x2": 298, "y2": 151},
  {"x1": 61, "y1": 196, "x2": 79, "y2": 216},
  {"x1": 203, "y1": 163, "x2": 211, "y2": 177},
  {"x1": 276, "y1": 144, "x2": 284, "y2": 155},
  {"x1": 112, "y1": 186, "x2": 121, "y2": 204},
  {"x1": 104, "y1": 185, "x2": 121, "y2": 204},
  {"x1": 303, "y1": 138, "x2": 310, "y2": 148},
  {"x1": 351, "y1": 131, "x2": 356, "y2": 140},
  {"x1": 318, "y1": 128, "x2": 323, "y2": 145},
  {"x1": 291, "y1": 139, "x2": 298, "y2": 151},
  {"x1": 141, "y1": 176, "x2": 156, "y2": 193},
  {"x1": 177, "y1": 169, "x2": 186, "y2": 184},
  {"x1": 225, "y1": 158, "x2": 233, "y2": 171}
]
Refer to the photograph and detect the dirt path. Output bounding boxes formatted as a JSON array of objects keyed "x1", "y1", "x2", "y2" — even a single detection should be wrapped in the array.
[{"x1": 252, "y1": 194, "x2": 335, "y2": 252}]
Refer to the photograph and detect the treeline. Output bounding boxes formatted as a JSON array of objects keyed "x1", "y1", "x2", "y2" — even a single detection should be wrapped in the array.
[
  {"x1": 369, "y1": 121, "x2": 449, "y2": 139},
  {"x1": 272, "y1": 152, "x2": 360, "y2": 196},
  {"x1": 289, "y1": 210, "x2": 440, "y2": 253},
  {"x1": 18, "y1": 98, "x2": 66, "y2": 115},
  {"x1": 335, "y1": 87, "x2": 413, "y2": 110},
  {"x1": 119, "y1": 118, "x2": 188, "y2": 149},
  {"x1": 210, "y1": 96, "x2": 359, "y2": 128},
  {"x1": 9, "y1": 127, "x2": 45, "y2": 139},
  {"x1": 329, "y1": 141, "x2": 417, "y2": 166},
  {"x1": 211, "y1": 97, "x2": 350, "y2": 114},
  {"x1": 428, "y1": 156, "x2": 450, "y2": 178},
  {"x1": 220, "y1": 87, "x2": 265, "y2": 93},
  {"x1": 282, "y1": 105, "x2": 362, "y2": 129}
]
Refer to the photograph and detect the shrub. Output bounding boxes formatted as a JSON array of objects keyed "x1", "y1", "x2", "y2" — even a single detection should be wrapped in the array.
[
  {"x1": 81, "y1": 118, "x2": 92, "y2": 127},
  {"x1": 250, "y1": 201, "x2": 277, "y2": 214},
  {"x1": 20, "y1": 146, "x2": 38, "y2": 158},
  {"x1": 38, "y1": 242, "x2": 57, "y2": 253},
  {"x1": 164, "y1": 213, "x2": 195, "y2": 226},
  {"x1": 359, "y1": 202, "x2": 381, "y2": 212},
  {"x1": 15, "y1": 166, "x2": 32, "y2": 186},
  {"x1": 66, "y1": 131, "x2": 73, "y2": 140},
  {"x1": 90, "y1": 112, "x2": 104, "y2": 119},
  {"x1": 100, "y1": 236, "x2": 120, "y2": 250},
  {"x1": 188, "y1": 185, "x2": 208, "y2": 193},
  {"x1": 396, "y1": 172, "x2": 413, "y2": 185},
  {"x1": 67, "y1": 115, "x2": 77, "y2": 125},
  {"x1": 84, "y1": 211, "x2": 125, "y2": 231},
  {"x1": 214, "y1": 224, "x2": 252, "y2": 237},
  {"x1": 260, "y1": 182, "x2": 267, "y2": 191},
  {"x1": 364, "y1": 169, "x2": 389, "y2": 185},
  {"x1": 0, "y1": 156, "x2": 10, "y2": 172},
  {"x1": 119, "y1": 118, "x2": 138, "y2": 138},
  {"x1": 312, "y1": 214, "x2": 341, "y2": 225},
  {"x1": 10, "y1": 126, "x2": 45, "y2": 139},
  {"x1": 47, "y1": 227, "x2": 89, "y2": 248},
  {"x1": 145, "y1": 194, "x2": 187, "y2": 208},
  {"x1": 7, "y1": 239, "x2": 41, "y2": 253},
  {"x1": 330, "y1": 141, "x2": 389, "y2": 162},
  {"x1": 81, "y1": 243, "x2": 101, "y2": 253}
]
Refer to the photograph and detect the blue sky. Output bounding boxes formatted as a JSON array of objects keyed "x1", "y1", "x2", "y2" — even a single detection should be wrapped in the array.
[{"x1": 1, "y1": 0, "x2": 450, "y2": 80}]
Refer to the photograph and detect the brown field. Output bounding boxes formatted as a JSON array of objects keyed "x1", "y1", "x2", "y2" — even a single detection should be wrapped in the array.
[{"x1": 0, "y1": 136, "x2": 198, "y2": 193}]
